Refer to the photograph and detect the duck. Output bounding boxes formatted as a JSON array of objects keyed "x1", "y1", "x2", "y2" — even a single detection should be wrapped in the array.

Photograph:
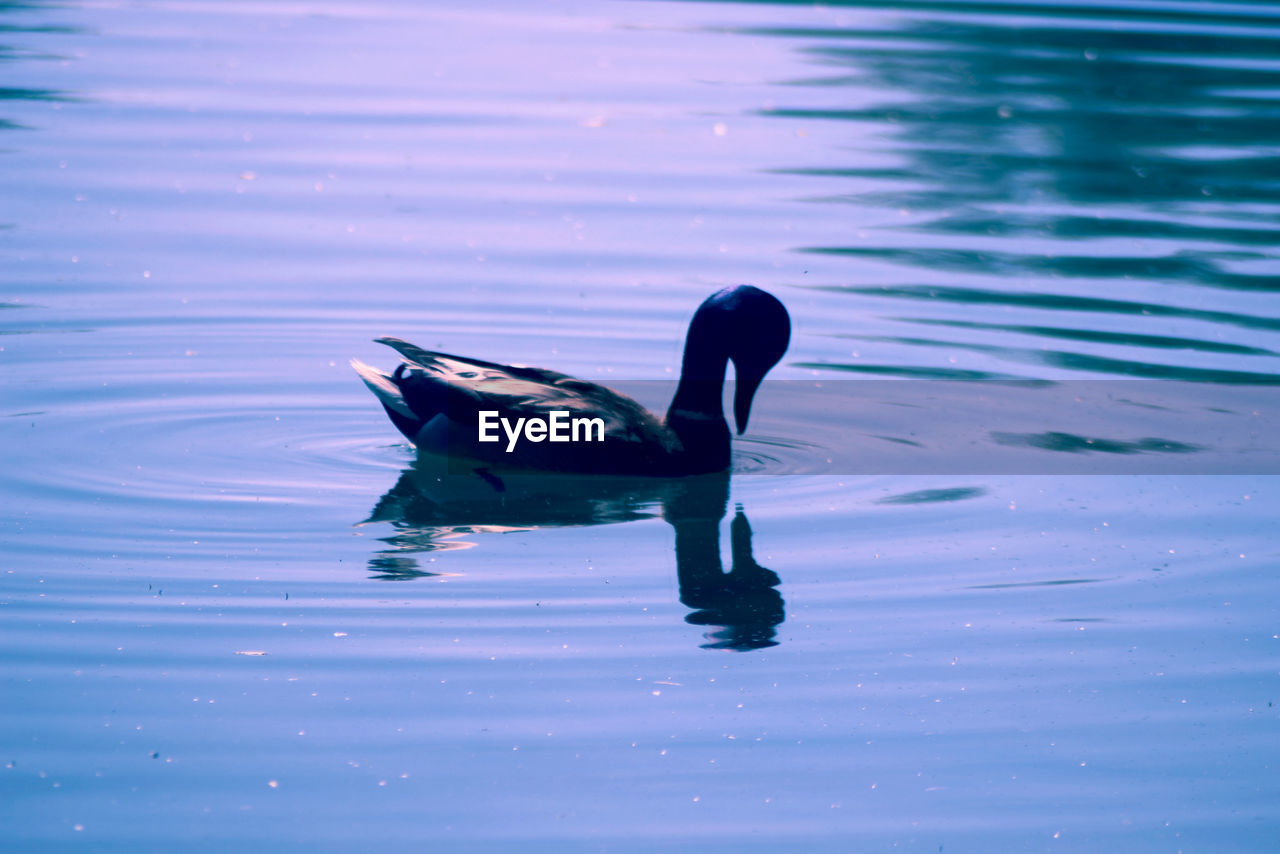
[{"x1": 351, "y1": 284, "x2": 790, "y2": 476}]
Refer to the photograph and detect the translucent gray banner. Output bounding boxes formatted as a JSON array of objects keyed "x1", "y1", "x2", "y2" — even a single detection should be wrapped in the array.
[
  {"x1": 728, "y1": 380, "x2": 1280, "y2": 475},
  {"x1": 435, "y1": 380, "x2": 1280, "y2": 476}
]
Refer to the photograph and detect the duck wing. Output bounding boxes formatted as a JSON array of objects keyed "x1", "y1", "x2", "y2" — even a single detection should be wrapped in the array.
[
  {"x1": 362, "y1": 338, "x2": 682, "y2": 473},
  {"x1": 376, "y1": 337, "x2": 577, "y2": 387}
]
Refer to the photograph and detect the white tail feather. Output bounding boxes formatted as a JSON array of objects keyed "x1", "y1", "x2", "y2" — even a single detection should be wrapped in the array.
[{"x1": 350, "y1": 359, "x2": 417, "y2": 420}]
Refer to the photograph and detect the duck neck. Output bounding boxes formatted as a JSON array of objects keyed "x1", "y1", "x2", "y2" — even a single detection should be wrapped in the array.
[
  {"x1": 667, "y1": 325, "x2": 730, "y2": 422},
  {"x1": 665, "y1": 320, "x2": 732, "y2": 471}
]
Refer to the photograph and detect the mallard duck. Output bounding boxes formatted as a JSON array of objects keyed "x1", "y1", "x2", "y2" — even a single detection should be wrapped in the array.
[{"x1": 351, "y1": 285, "x2": 790, "y2": 475}]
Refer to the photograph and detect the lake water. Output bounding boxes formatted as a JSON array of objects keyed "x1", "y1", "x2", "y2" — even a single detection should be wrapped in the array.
[{"x1": 2, "y1": 0, "x2": 1279, "y2": 851}]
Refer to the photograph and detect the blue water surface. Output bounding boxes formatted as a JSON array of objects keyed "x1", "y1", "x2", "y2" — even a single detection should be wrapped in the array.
[{"x1": 2, "y1": 1, "x2": 1278, "y2": 851}]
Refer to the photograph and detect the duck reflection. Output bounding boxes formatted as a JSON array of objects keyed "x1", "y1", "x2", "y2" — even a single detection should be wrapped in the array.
[
  {"x1": 662, "y1": 476, "x2": 784, "y2": 650},
  {"x1": 362, "y1": 464, "x2": 784, "y2": 651}
]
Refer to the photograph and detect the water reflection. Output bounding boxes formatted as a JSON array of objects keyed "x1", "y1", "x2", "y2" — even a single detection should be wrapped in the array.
[
  {"x1": 663, "y1": 475, "x2": 784, "y2": 650},
  {"x1": 767, "y1": 12, "x2": 1280, "y2": 220},
  {"x1": 733, "y1": 1, "x2": 1280, "y2": 377},
  {"x1": 363, "y1": 465, "x2": 785, "y2": 651}
]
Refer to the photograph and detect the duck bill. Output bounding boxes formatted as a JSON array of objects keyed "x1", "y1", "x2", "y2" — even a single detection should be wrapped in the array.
[{"x1": 733, "y1": 372, "x2": 765, "y2": 435}]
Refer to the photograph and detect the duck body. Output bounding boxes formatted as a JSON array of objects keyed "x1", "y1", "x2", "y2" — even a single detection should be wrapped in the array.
[{"x1": 352, "y1": 285, "x2": 790, "y2": 476}]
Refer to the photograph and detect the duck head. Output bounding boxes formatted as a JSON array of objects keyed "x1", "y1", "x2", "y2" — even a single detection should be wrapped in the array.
[{"x1": 681, "y1": 285, "x2": 791, "y2": 435}]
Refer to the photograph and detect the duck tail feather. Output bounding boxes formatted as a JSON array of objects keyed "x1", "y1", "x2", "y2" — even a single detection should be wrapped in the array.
[{"x1": 351, "y1": 358, "x2": 417, "y2": 420}]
